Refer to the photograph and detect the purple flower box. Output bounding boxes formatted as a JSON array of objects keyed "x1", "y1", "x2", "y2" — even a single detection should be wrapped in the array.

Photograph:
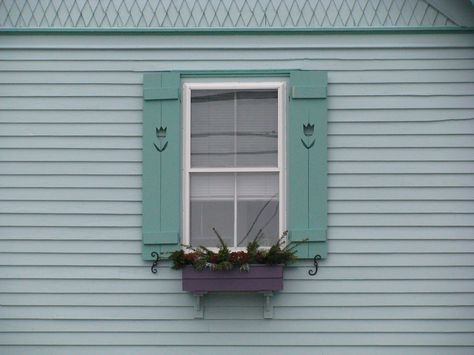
[{"x1": 182, "y1": 264, "x2": 284, "y2": 293}]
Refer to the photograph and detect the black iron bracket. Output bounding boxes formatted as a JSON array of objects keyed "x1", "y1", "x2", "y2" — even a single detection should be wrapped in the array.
[
  {"x1": 308, "y1": 254, "x2": 321, "y2": 276},
  {"x1": 151, "y1": 252, "x2": 160, "y2": 274}
]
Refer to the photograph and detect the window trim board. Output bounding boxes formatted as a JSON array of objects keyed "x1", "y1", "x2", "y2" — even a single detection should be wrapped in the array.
[{"x1": 182, "y1": 80, "x2": 287, "y2": 248}]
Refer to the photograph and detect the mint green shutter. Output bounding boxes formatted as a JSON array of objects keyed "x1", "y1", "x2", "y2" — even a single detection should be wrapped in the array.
[
  {"x1": 142, "y1": 72, "x2": 181, "y2": 260},
  {"x1": 288, "y1": 70, "x2": 328, "y2": 259}
]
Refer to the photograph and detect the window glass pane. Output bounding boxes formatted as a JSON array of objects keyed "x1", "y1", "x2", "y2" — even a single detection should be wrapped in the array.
[
  {"x1": 236, "y1": 91, "x2": 278, "y2": 167},
  {"x1": 191, "y1": 89, "x2": 278, "y2": 168},
  {"x1": 237, "y1": 173, "x2": 279, "y2": 247},
  {"x1": 190, "y1": 173, "x2": 234, "y2": 247},
  {"x1": 191, "y1": 90, "x2": 234, "y2": 168}
]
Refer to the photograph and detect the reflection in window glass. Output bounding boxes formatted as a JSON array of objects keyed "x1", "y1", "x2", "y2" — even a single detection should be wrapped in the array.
[{"x1": 191, "y1": 90, "x2": 278, "y2": 168}]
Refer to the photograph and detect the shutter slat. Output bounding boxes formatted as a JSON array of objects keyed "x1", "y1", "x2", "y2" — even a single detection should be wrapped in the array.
[
  {"x1": 291, "y1": 85, "x2": 327, "y2": 99},
  {"x1": 144, "y1": 88, "x2": 179, "y2": 101}
]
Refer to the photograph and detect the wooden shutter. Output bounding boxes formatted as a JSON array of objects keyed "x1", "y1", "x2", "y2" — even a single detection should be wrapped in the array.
[
  {"x1": 142, "y1": 72, "x2": 181, "y2": 260},
  {"x1": 288, "y1": 70, "x2": 328, "y2": 259}
]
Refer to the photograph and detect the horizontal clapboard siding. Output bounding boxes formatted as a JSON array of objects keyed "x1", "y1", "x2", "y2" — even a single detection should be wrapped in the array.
[
  {"x1": 0, "y1": 32, "x2": 473, "y2": 354},
  {"x1": 0, "y1": 349, "x2": 472, "y2": 355}
]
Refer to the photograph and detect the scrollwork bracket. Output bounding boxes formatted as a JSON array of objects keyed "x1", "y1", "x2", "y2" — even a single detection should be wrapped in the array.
[
  {"x1": 308, "y1": 254, "x2": 321, "y2": 276},
  {"x1": 151, "y1": 252, "x2": 160, "y2": 274}
]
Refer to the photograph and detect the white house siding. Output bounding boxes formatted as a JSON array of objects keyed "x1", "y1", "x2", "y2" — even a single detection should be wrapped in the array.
[{"x1": 0, "y1": 31, "x2": 473, "y2": 354}]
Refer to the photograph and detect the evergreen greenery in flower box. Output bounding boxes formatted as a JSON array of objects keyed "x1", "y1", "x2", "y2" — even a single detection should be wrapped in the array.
[{"x1": 169, "y1": 229, "x2": 299, "y2": 272}]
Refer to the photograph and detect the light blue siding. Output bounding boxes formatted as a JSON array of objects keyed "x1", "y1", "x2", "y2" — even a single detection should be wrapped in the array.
[{"x1": 0, "y1": 31, "x2": 473, "y2": 354}]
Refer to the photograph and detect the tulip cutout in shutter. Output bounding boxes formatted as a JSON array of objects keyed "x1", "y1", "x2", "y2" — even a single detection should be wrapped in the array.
[{"x1": 154, "y1": 126, "x2": 168, "y2": 152}]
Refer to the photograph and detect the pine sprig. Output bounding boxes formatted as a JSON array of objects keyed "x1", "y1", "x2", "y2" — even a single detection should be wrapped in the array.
[{"x1": 168, "y1": 229, "x2": 301, "y2": 271}]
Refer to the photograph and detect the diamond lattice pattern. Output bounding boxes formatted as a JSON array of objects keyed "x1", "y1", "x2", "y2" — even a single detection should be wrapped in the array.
[{"x1": 0, "y1": 0, "x2": 457, "y2": 28}]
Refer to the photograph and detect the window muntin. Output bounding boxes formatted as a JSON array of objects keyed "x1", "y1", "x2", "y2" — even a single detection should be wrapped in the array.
[{"x1": 183, "y1": 82, "x2": 286, "y2": 248}]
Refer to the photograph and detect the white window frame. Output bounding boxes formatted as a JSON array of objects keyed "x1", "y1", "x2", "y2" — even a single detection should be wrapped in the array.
[{"x1": 182, "y1": 80, "x2": 287, "y2": 249}]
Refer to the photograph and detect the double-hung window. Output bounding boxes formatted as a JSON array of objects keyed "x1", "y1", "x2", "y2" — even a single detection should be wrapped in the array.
[
  {"x1": 182, "y1": 81, "x2": 286, "y2": 248},
  {"x1": 142, "y1": 70, "x2": 328, "y2": 261}
]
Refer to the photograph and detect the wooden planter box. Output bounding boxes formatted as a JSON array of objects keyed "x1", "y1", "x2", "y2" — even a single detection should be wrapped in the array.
[{"x1": 182, "y1": 264, "x2": 284, "y2": 293}]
